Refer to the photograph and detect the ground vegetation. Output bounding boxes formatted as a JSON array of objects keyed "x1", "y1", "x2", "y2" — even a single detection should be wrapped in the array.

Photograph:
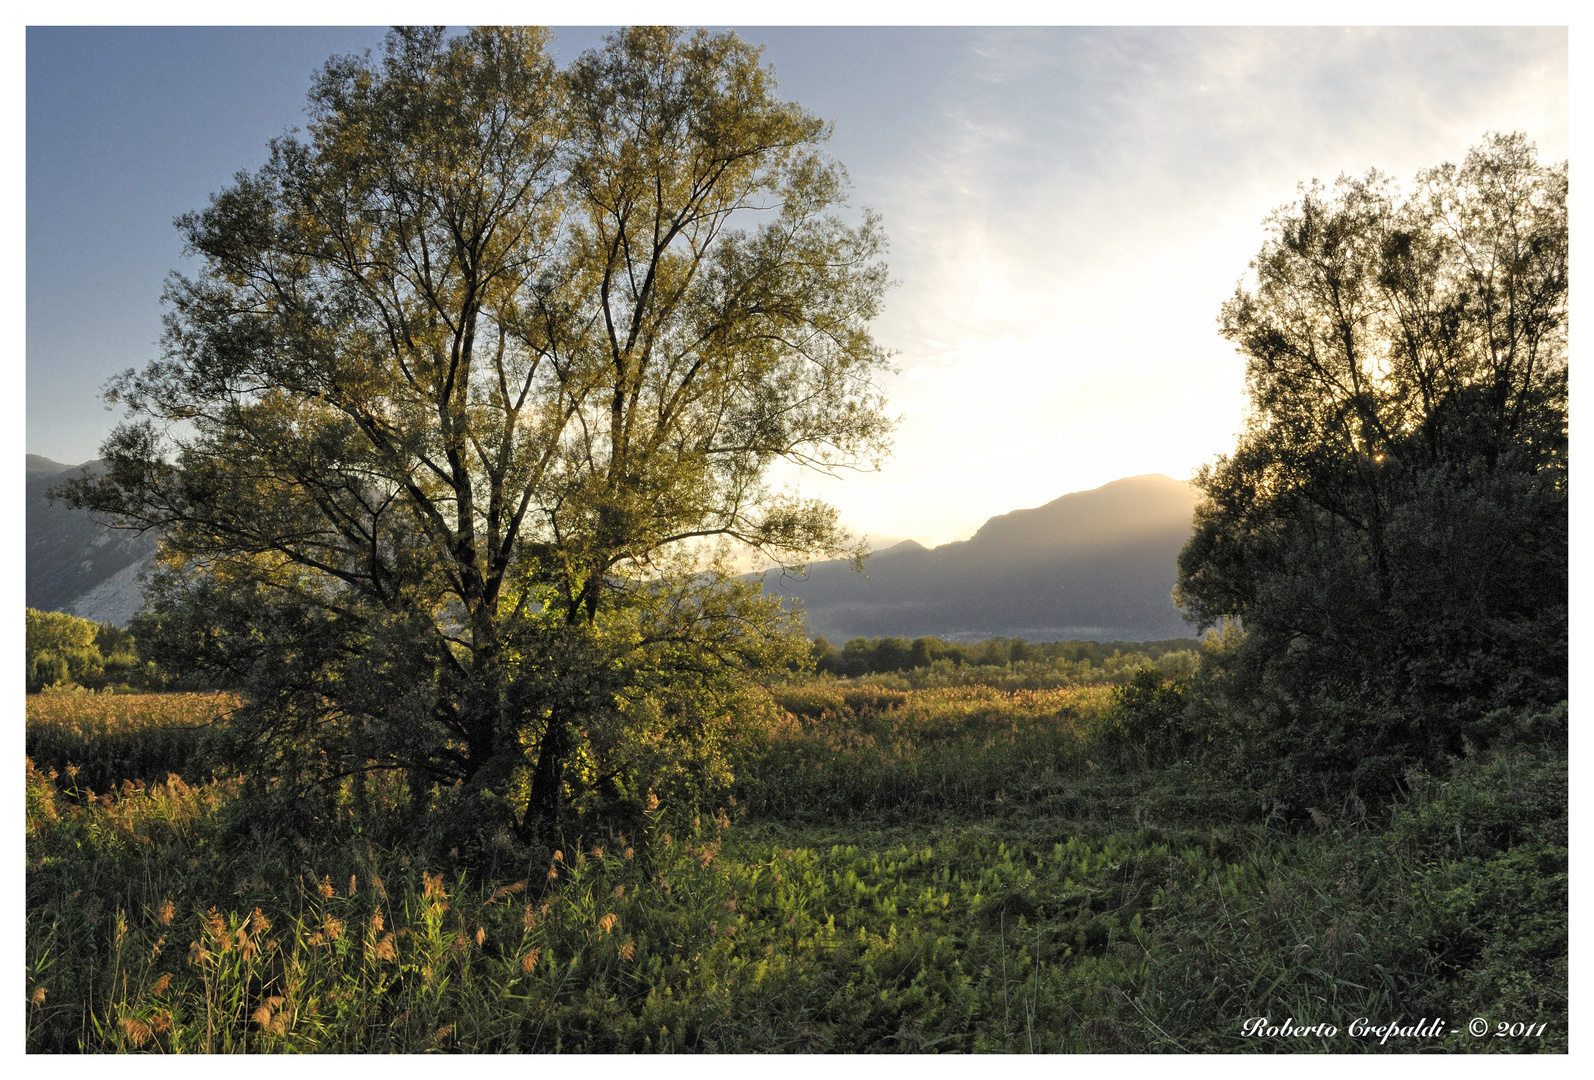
[{"x1": 25, "y1": 680, "x2": 1565, "y2": 1052}]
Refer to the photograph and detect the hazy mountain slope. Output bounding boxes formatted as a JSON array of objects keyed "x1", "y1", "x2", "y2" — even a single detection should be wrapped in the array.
[
  {"x1": 27, "y1": 455, "x2": 157, "y2": 625},
  {"x1": 25, "y1": 459, "x2": 1200, "y2": 638},
  {"x1": 765, "y1": 474, "x2": 1200, "y2": 642}
]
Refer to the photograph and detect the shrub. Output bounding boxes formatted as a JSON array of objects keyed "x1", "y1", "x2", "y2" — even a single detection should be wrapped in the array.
[
  {"x1": 28, "y1": 651, "x2": 71, "y2": 693},
  {"x1": 1106, "y1": 669, "x2": 1190, "y2": 767},
  {"x1": 25, "y1": 608, "x2": 98, "y2": 656}
]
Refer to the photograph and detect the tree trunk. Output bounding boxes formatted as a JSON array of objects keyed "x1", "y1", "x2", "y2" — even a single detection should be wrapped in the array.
[{"x1": 522, "y1": 713, "x2": 567, "y2": 843}]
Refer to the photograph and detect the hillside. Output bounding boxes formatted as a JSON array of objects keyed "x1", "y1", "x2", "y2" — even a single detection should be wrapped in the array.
[
  {"x1": 26, "y1": 455, "x2": 157, "y2": 625},
  {"x1": 27, "y1": 460, "x2": 1203, "y2": 639},
  {"x1": 764, "y1": 474, "x2": 1200, "y2": 642}
]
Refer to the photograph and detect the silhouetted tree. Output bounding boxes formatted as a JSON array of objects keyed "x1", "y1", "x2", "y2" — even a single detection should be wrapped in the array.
[{"x1": 1175, "y1": 133, "x2": 1567, "y2": 801}]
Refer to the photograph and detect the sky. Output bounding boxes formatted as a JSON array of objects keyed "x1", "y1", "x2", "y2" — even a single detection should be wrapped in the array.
[{"x1": 23, "y1": 22, "x2": 1569, "y2": 550}]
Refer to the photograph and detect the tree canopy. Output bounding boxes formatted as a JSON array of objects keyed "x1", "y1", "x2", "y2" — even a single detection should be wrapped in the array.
[
  {"x1": 1174, "y1": 133, "x2": 1567, "y2": 801},
  {"x1": 63, "y1": 26, "x2": 893, "y2": 840}
]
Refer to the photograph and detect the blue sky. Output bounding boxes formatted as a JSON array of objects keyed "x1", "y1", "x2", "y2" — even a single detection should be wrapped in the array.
[{"x1": 23, "y1": 22, "x2": 1568, "y2": 547}]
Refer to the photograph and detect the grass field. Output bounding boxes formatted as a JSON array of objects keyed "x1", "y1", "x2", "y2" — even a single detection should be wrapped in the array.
[{"x1": 25, "y1": 685, "x2": 1566, "y2": 1053}]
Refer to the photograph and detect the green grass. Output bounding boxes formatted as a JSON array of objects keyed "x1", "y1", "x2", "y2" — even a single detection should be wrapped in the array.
[
  {"x1": 25, "y1": 685, "x2": 1566, "y2": 1052},
  {"x1": 25, "y1": 691, "x2": 239, "y2": 794}
]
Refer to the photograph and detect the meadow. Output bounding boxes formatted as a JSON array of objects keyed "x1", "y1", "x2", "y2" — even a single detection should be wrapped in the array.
[{"x1": 25, "y1": 677, "x2": 1566, "y2": 1053}]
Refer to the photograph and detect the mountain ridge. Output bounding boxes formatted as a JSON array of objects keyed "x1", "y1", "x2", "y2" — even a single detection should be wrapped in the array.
[
  {"x1": 765, "y1": 474, "x2": 1200, "y2": 642},
  {"x1": 26, "y1": 457, "x2": 1205, "y2": 641}
]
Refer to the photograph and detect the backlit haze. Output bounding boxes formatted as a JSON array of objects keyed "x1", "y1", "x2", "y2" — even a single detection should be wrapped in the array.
[{"x1": 26, "y1": 23, "x2": 1568, "y2": 551}]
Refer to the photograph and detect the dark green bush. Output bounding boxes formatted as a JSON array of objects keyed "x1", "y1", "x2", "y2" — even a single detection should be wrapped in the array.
[{"x1": 1107, "y1": 669, "x2": 1190, "y2": 767}]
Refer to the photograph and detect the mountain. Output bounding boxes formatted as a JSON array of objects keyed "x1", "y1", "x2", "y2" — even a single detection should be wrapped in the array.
[
  {"x1": 23, "y1": 458, "x2": 1202, "y2": 639},
  {"x1": 26, "y1": 455, "x2": 158, "y2": 625},
  {"x1": 763, "y1": 474, "x2": 1201, "y2": 642}
]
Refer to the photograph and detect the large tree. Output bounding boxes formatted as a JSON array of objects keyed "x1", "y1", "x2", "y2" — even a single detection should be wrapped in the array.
[
  {"x1": 64, "y1": 26, "x2": 892, "y2": 837},
  {"x1": 1174, "y1": 133, "x2": 1567, "y2": 800}
]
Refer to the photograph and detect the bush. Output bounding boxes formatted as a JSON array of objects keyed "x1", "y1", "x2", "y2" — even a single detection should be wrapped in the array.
[
  {"x1": 26, "y1": 608, "x2": 98, "y2": 655},
  {"x1": 1106, "y1": 669, "x2": 1190, "y2": 767},
  {"x1": 28, "y1": 651, "x2": 71, "y2": 693},
  {"x1": 25, "y1": 608, "x2": 158, "y2": 692}
]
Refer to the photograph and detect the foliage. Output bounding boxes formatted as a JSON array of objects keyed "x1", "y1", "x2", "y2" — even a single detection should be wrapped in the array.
[
  {"x1": 809, "y1": 634, "x2": 1200, "y2": 684},
  {"x1": 26, "y1": 687, "x2": 1564, "y2": 1053},
  {"x1": 1133, "y1": 728, "x2": 1566, "y2": 1052},
  {"x1": 62, "y1": 27, "x2": 892, "y2": 839},
  {"x1": 1174, "y1": 134, "x2": 1567, "y2": 803},
  {"x1": 1382, "y1": 728, "x2": 1567, "y2": 1032},
  {"x1": 25, "y1": 608, "x2": 151, "y2": 693},
  {"x1": 26, "y1": 757, "x2": 1150, "y2": 1053},
  {"x1": 738, "y1": 683, "x2": 1126, "y2": 823},
  {"x1": 1106, "y1": 669, "x2": 1191, "y2": 768}
]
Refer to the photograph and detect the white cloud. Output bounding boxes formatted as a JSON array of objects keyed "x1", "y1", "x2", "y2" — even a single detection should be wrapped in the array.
[{"x1": 795, "y1": 27, "x2": 1568, "y2": 545}]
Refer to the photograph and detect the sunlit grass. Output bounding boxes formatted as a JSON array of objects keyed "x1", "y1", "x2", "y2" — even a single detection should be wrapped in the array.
[
  {"x1": 26, "y1": 690, "x2": 241, "y2": 733},
  {"x1": 736, "y1": 682, "x2": 1121, "y2": 822},
  {"x1": 25, "y1": 687, "x2": 1566, "y2": 1053},
  {"x1": 26, "y1": 691, "x2": 241, "y2": 795}
]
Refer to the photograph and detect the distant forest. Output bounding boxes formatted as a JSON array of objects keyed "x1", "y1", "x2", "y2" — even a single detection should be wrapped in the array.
[{"x1": 809, "y1": 634, "x2": 1199, "y2": 679}]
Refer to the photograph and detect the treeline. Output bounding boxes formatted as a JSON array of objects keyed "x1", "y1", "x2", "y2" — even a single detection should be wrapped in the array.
[
  {"x1": 809, "y1": 634, "x2": 1200, "y2": 682},
  {"x1": 25, "y1": 608, "x2": 158, "y2": 693}
]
